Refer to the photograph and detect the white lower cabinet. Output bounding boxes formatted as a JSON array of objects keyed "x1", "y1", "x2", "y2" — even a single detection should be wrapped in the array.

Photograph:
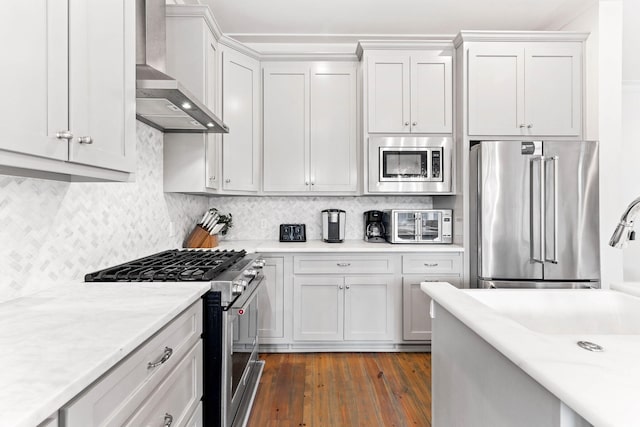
[
  {"x1": 124, "y1": 342, "x2": 203, "y2": 427},
  {"x1": 258, "y1": 256, "x2": 286, "y2": 342},
  {"x1": 184, "y1": 402, "x2": 203, "y2": 427},
  {"x1": 403, "y1": 275, "x2": 462, "y2": 341},
  {"x1": 293, "y1": 275, "x2": 396, "y2": 342},
  {"x1": 61, "y1": 302, "x2": 203, "y2": 427}
]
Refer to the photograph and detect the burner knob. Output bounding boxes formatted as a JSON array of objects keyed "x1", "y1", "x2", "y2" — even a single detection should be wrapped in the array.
[
  {"x1": 232, "y1": 279, "x2": 248, "y2": 295},
  {"x1": 252, "y1": 258, "x2": 266, "y2": 268},
  {"x1": 243, "y1": 269, "x2": 258, "y2": 278}
]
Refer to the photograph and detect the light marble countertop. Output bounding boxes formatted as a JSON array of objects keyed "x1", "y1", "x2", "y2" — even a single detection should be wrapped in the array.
[
  {"x1": 421, "y1": 282, "x2": 640, "y2": 427},
  {"x1": 0, "y1": 282, "x2": 210, "y2": 427},
  {"x1": 216, "y1": 239, "x2": 464, "y2": 253}
]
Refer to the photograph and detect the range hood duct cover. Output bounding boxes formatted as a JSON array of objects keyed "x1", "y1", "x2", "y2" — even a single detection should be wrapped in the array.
[{"x1": 135, "y1": 0, "x2": 228, "y2": 134}]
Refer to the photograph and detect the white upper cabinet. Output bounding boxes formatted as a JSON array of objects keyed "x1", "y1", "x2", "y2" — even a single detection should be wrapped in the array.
[
  {"x1": 309, "y1": 64, "x2": 358, "y2": 192},
  {"x1": 221, "y1": 46, "x2": 261, "y2": 192},
  {"x1": 468, "y1": 42, "x2": 582, "y2": 137},
  {"x1": 263, "y1": 62, "x2": 358, "y2": 193},
  {"x1": 163, "y1": 6, "x2": 222, "y2": 193},
  {"x1": 410, "y1": 54, "x2": 453, "y2": 133},
  {"x1": 0, "y1": 0, "x2": 68, "y2": 162},
  {"x1": 263, "y1": 63, "x2": 310, "y2": 192},
  {"x1": 0, "y1": 0, "x2": 135, "y2": 180},
  {"x1": 68, "y1": 0, "x2": 135, "y2": 172},
  {"x1": 367, "y1": 55, "x2": 411, "y2": 133},
  {"x1": 367, "y1": 51, "x2": 452, "y2": 134}
]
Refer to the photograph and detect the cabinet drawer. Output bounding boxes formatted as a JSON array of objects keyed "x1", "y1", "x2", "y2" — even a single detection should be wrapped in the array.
[
  {"x1": 62, "y1": 302, "x2": 202, "y2": 427},
  {"x1": 294, "y1": 255, "x2": 395, "y2": 275},
  {"x1": 402, "y1": 253, "x2": 462, "y2": 274},
  {"x1": 125, "y1": 341, "x2": 203, "y2": 427}
]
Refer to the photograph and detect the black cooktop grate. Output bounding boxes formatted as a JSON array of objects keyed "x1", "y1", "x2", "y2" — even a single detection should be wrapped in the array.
[{"x1": 84, "y1": 249, "x2": 247, "y2": 282}]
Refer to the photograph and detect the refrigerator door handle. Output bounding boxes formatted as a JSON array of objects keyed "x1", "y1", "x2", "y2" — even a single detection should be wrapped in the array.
[
  {"x1": 530, "y1": 156, "x2": 546, "y2": 263},
  {"x1": 545, "y1": 156, "x2": 559, "y2": 264}
]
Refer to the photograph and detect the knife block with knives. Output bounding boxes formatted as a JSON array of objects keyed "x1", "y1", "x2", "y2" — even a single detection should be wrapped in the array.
[{"x1": 183, "y1": 209, "x2": 225, "y2": 248}]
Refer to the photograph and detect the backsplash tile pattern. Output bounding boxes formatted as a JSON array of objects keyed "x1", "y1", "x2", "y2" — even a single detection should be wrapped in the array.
[
  {"x1": 207, "y1": 196, "x2": 433, "y2": 241},
  {"x1": 0, "y1": 123, "x2": 209, "y2": 302}
]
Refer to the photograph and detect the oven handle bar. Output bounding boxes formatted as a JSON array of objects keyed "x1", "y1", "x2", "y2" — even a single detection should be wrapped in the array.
[{"x1": 229, "y1": 274, "x2": 265, "y2": 316}]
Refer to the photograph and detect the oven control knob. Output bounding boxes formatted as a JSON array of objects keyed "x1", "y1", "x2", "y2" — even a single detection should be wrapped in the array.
[
  {"x1": 243, "y1": 269, "x2": 258, "y2": 278},
  {"x1": 252, "y1": 259, "x2": 266, "y2": 268},
  {"x1": 232, "y1": 279, "x2": 248, "y2": 295}
]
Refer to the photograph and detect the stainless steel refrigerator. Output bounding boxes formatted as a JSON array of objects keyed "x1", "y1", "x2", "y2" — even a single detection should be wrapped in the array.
[{"x1": 470, "y1": 140, "x2": 600, "y2": 289}]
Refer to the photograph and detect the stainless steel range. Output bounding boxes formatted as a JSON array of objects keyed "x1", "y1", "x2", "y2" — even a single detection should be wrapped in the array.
[{"x1": 85, "y1": 249, "x2": 266, "y2": 427}]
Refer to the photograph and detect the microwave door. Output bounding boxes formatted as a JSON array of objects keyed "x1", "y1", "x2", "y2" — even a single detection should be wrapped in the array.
[
  {"x1": 395, "y1": 212, "x2": 418, "y2": 242},
  {"x1": 420, "y1": 211, "x2": 440, "y2": 242}
]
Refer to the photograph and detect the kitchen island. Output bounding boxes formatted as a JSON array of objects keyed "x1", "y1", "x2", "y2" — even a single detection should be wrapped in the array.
[
  {"x1": 422, "y1": 282, "x2": 640, "y2": 427},
  {"x1": 0, "y1": 282, "x2": 210, "y2": 427}
]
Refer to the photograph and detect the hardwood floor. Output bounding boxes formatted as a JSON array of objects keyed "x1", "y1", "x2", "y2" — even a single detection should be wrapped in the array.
[{"x1": 248, "y1": 352, "x2": 432, "y2": 427}]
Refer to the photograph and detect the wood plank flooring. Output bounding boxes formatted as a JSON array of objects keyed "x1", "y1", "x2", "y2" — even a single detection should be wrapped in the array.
[{"x1": 248, "y1": 353, "x2": 432, "y2": 427}]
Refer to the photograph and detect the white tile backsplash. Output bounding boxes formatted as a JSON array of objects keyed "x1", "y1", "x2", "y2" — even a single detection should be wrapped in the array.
[
  {"x1": 0, "y1": 122, "x2": 209, "y2": 302},
  {"x1": 207, "y1": 195, "x2": 433, "y2": 241}
]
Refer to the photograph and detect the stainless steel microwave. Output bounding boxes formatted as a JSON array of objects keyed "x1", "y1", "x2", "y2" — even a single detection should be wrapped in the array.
[
  {"x1": 368, "y1": 136, "x2": 452, "y2": 193},
  {"x1": 382, "y1": 209, "x2": 453, "y2": 244}
]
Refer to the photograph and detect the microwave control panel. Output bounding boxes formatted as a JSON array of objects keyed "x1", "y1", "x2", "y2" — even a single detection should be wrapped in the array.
[{"x1": 431, "y1": 149, "x2": 442, "y2": 180}]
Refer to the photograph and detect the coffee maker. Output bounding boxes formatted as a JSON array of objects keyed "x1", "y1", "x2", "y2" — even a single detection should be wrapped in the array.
[
  {"x1": 364, "y1": 210, "x2": 385, "y2": 242},
  {"x1": 322, "y1": 209, "x2": 345, "y2": 243}
]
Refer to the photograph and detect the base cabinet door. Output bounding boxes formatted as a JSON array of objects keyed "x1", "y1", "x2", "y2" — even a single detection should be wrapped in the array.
[
  {"x1": 403, "y1": 275, "x2": 462, "y2": 341},
  {"x1": 258, "y1": 257, "x2": 285, "y2": 342},
  {"x1": 344, "y1": 276, "x2": 396, "y2": 341},
  {"x1": 293, "y1": 276, "x2": 344, "y2": 341}
]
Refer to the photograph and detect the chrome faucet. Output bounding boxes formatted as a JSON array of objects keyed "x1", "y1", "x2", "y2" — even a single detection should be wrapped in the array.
[{"x1": 609, "y1": 196, "x2": 640, "y2": 248}]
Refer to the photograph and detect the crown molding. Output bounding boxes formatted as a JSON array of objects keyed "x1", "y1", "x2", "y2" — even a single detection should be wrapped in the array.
[
  {"x1": 218, "y1": 36, "x2": 262, "y2": 60},
  {"x1": 165, "y1": 4, "x2": 223, "y2": 41},
  {"x1": 453, "y1": 30, "x2": 590, "y2": 47},
  {"x1": 355, "y1": 39, "x2": 455, "y2": 60}
]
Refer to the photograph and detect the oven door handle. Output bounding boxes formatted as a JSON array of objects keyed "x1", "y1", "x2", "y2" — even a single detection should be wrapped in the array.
[{"x1": 229, "y1": 274, "x2": 265, "y2": 316}]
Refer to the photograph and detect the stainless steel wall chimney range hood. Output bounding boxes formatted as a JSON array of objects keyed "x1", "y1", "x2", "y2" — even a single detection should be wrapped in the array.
[{"x1": 135, "y1": 0, "x2": 228, "y2": 133}]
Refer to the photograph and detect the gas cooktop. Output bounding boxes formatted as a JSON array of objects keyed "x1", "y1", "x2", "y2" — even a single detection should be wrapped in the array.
[{"x1": 84, "y1": 249, "x2": 247, "y2": 282}]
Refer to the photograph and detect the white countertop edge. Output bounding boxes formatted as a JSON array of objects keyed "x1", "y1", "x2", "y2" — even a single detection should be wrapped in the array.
[
  {"x1": 421, "y1": 282, "x2": 635, "y2": 427},
  {"x1": 3, "y1": 282, "x2": 211, "y2": 427},
  {"x1": 216, "y1": 239, "x2": 465, "y2": 253},
  {"x1": 610, "y1": 282, "x2": 640, "y2": 297}
]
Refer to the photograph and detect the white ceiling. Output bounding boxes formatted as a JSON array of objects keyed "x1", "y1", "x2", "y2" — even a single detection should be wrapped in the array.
[{"x1": 204, "y1": 0, "x2": 594, "y2": 41}]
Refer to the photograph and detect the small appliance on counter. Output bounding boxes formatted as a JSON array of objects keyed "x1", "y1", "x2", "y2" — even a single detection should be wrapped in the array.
[
  {"x1": 322, "y1": 209, "x2": 346, "y2": 243},
  {"x1": 383, "y1": 209, "x2": 452, "y2": 244},
  {"x1": 364, "y1": 210, "x2": 386, "y2": 242},
  {"x1": 280, "y1": 224, "x2": 306, "y2": 242}
]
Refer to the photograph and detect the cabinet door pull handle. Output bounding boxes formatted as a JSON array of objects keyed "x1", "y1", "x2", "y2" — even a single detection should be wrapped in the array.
[
  {"x1": 56, "y1": 130, "x2": 73, "y2": 140},
  {"x1": 404, "y1": 121, "x2": 409, "y2": 126},
  {"x1": 346, "y1": 284, "x2": 350, "y2": 289},
  {"x1": 412, "y1": 122, "x2": 417, "y2": 126},
  {"x1": 519, "y1": 124, "x2": 527, "y2": 128},
  {"x1": 424, "y1": 263, "x2": 439, "y2": 267},
  {"x1": 225, "y1": 179, "x2": 231, "y2": 183},
  {"x1": 77, "y1": 136, "x2": 93, "y2": 144},
  {"x1": 527, "y1": 124, "x2": 533, "y2": 129},
  {"x1": 338, "y1": 285, "x2": 344, "y2": 289},
  {"x1": 336, "y1": 263, "x2": 351, "y2": 267},
  {"x1": 163, "y1": 413, "x2": 174, "y2": 427},
  {"x1": 147, "y1": 347, "x2": 173, "y2": 369}
]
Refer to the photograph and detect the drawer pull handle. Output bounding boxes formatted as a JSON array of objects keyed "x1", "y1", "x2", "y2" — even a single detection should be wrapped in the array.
[
  {"x1": 148, "y1": 347, "x2": 173, "y2": 369},
  {"x1": 164, "y1": 413, "x2": 174, "y2": 427},
  {"x1": 424, "y1": 263, "x2": 439, "y2": 267},
  {"x1": 336, "y1": 263, "x2": 351, "y2": 267}
]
